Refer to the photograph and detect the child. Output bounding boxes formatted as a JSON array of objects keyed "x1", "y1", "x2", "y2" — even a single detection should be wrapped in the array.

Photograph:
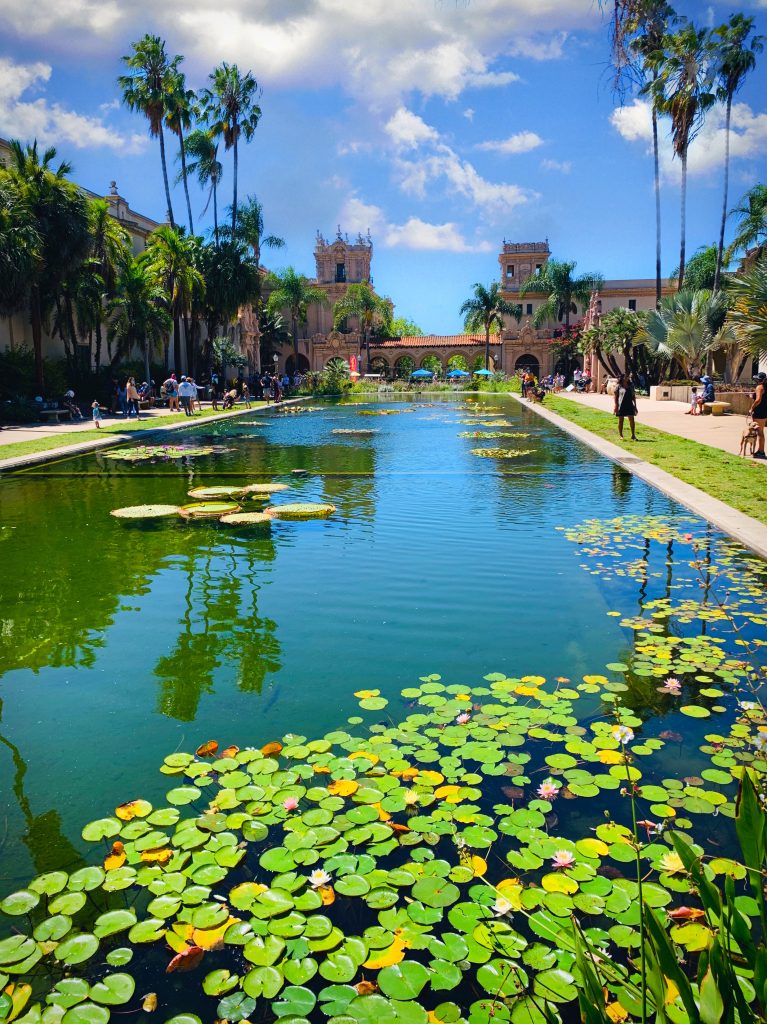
[
  {"x1": 686, "y1": 387, "x2": 699, "y2": 415},
  {"x1": 241, "y1": 384, "x2": 251, "y2": 409},
  {"x1": 91, "y1": 400, "x2": 103, "y2": 428}
]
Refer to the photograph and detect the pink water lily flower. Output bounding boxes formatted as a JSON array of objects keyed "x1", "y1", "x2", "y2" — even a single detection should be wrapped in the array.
[
  {"x1": 456, "y1": 712, "x2": 471, "y2": 725},
  {"x1": 537, "y1": 779, "x2": 560, "y2": 801},
  {"x1": 282, "y1": 796, "x2": 299, "y2": 811},
  {"x1": 551, "y1": 850, "x2": 576, "y2": 869},
  {"x1": 658, "y1": 677, "x2": 682, "y2": 695}
]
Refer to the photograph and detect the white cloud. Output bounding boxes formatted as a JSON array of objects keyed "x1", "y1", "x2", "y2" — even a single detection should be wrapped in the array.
[
  {"x1": 463, "y1": 108, "x2": 475, "y2": 122},
  {"x1": 610, "y1": 97, "x2": 767, "y2": 182},
  {"x1": 385, "y1": 108, "x2": 439, "y2": 150},
  {"x1": 387, "y1": 108, "x2": 535, "y2": 217},
  {"x1": 0, "y1": 57, "x2": 145, "y2": 154},
  {"x1": 541, "y1": 158, "x2": 571, "y2": 173},
  {"x1": 0, "y1": 0, "x2": 599, "y2": 105},
  {"x1": 339, "y1": 195, "x2": 492, "y2": 253},
  {"x1": 476, "y1": 131, "x2": 544, "y2": 155}
]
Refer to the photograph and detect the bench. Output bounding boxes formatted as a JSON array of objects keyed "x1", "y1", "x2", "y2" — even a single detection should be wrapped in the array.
[
  {"x1": 38, "y1": 408, "x2": 69, "y2": 423},
  {"x1": 702, "y1": 401, "x2": 732, "y2": 416}
]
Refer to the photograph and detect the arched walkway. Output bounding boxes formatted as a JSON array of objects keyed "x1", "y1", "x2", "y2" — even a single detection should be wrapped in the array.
[
  {"x1": 421, "y1": 354, "x2": 442, "y2": 374},
  {"x1": 370, "y1": 356, "x2": 389, "y2": 375},
  {"x1": 286, "y1": 353, "x2": 310, "y2": 375},
  {"x1": 446, "y1": 354, "x2": 469, "y2": 372},
  {"x1": 394, "y1": 355, "x2": 415, "y2": 378},
  {"x1": 515, "y1": 353, "x2": 540, "y2": 378}
]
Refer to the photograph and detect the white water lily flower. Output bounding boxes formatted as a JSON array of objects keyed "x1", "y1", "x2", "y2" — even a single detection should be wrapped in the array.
[
  {"x1": 612, "y1": 724, "x2": 635, "y2": 745},
  {"x1": 403, "y1": 790, "x2": 419, "y2": 805},
  {"x1": 493, "y1": 897, "x2": 513, "y2": 918},
  {"x1": 753, "y1": 732, "x2": 767, "y2": 753},
  {"x1": 309, "y1": 869, "x2": 331, "y2": 888}
]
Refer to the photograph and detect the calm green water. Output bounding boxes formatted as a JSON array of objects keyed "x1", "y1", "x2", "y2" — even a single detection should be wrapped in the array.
[{"x1": 0, "y1": 394, "x2": 762, "y2": 888}]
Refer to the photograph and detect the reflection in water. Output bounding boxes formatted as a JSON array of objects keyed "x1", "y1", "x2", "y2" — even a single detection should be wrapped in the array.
[{"x1": 0, "y1": 699, "x2": 84, "y2": 880}]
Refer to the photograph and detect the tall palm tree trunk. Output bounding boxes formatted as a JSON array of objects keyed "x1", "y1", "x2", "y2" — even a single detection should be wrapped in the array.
[
  {"x1": 173, "y1": 313, "x2": 182, "y2": 374},
  {"x1": 652, "y1": 103, "x2": 662, "y2": 308},
  {"x1": 95, "y1": 318, "x2": 103, "y2": 372},
  {"x1": 484, "y1": 324, "x2": 490, "y2": 370},
  {"x1": 158, "y1": 125, "x2": 175, "y2": 227},
  {"x1": 714, "y1": 94, "x2": 733, "y2": 293},
  {"x1": 678, "y1": 147, "x2": 688, "y2": 290},
  {"x1": 177, "y1": 125, "x2": 195, "y2": 235},
  {"x1": 291, "y1": 312, "x2": 299, "y2": 369},
  {"x1": 31, "y1": 286, "x2": 44, "y2": 390},
  {"x1": 184, "y1": 314, "x2": 194, "y2": 375},
  {"x1": 232, "y1": 136, "x2": 239, "y2": 237},
  {"x1": 143, "y1": 340, "x2": 151, "y2": 386},
  {"x1": 213, "y1": 180, "x2": 219, "y2": 247}
]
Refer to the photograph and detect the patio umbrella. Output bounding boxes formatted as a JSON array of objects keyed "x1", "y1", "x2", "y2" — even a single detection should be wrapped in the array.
[
  {"x1": 446, "y1": 369, "x2": 469, "y2": 378},
  {"x1": 474, "y1": 368, "x2": 493, "y2": 377},
  {"x1": 411, "y1": 369, "x2": 434, "y2": 378}
]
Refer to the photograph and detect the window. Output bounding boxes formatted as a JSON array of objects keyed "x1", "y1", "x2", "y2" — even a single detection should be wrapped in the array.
[
  {"x1": 506, "y1": 264, "x2": 514, "y2": 278},
  {"x1": 526, "y1": 303, "x2": 533, "y2": 316},
  {"x1": 535, "y1": 264, "x2": 542, "y2": 272},
  {"x1": 628, "y1": 299, "x2": 637, "y2": 311},
  {"x1": 335, "y1": 263, "x2": 346, "y2": 283}
]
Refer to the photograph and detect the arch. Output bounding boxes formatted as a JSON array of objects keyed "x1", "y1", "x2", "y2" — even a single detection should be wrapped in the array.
[
  {"x1": 370, "y1": 356, "x2": 389, "y2": 375},
  {"x1": 515, "y1": 353, "x2": 540, "y2": 378},
  {"x1": 472, "y1": 352, "x2": 488, "y2": 372},
  {"x1": 446, "y1": 353, "x2": 468, "y2": 372},
  {"x1": 286, "y1": 353, "x2": 310, "y2": 376},
  {"x1": 421, "y1": 354, "x2": 442, "y2": 374},
  {"x1": 394, "y1": 355, "x2": 415, "y2": 378}
]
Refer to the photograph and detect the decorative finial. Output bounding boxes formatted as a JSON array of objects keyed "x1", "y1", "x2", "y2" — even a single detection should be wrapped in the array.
[
  {"x1": 337, "y1": 224, "x2": 342, "y2": 239},
  {"x1": 109, "y1": 180, "x2": 118, "y2": 196}
]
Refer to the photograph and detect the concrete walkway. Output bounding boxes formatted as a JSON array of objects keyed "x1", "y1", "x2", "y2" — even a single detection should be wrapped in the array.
[
  {"x1": 558, "y1": 391, "x2": 754, "y2": 457},
  {"x1": 0, "y1": 404, "x2": 186, "y2": 447}
]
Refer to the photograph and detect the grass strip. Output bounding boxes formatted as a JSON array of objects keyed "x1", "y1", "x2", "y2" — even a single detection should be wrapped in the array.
[{"x1": 545, "y1": 395, "x2": 767, "y2": 527}]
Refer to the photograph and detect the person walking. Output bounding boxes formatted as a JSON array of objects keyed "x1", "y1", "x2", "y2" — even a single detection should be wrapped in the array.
[
  {"x1": 91, "y1": 400, "x2": 103, "y2": 429},
  {"x1": 178, "y1": 376, "x2": 194, "y2": 416},
  {"x1": 163, "y1": 374, "x2": 179, "y2": 412},
  {"x1": 614, "y1": 373, "x2": 637, "y2": 441},
  {"x1": 750, "y1": 372, "x2": 767, "y2": 461},
  {"x1": 125, "y1": 378, "x2": 140, "y2": 418}
]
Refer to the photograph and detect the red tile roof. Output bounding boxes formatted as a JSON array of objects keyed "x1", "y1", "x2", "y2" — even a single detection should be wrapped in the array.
[{"x1": 373, "y1": 334, "x2": 487, "y2": 349}]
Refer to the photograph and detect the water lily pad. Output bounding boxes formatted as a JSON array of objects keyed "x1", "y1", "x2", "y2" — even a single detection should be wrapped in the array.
[
  {"x1": 55, "y1": 934, "x2": 99, "y2": 966},
  {"x1": 110, "y1": 504, "x2": 181, "y2": 520},
  {"x1": 89, "y1": 974, "x2": 135, "y2": 1006},
  {"x1": 265, "y1": 502, "x2": 336, "y2": 520}
]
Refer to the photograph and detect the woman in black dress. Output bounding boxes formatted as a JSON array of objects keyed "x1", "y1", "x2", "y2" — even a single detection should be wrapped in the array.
[
  {"x1": 614, "y1": 373, "x2": 638, "y2": 441},
  {"x1": 750, "y1": 371, "x2": 767, "y2": 460}
]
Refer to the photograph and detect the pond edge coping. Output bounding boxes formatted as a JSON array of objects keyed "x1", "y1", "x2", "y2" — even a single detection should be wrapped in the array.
[
  {"x1": 510, "y1": 392, "x2": 767, "y2": 561},
  {"x1": 0, "y1": 399, "x2": 308, "y2": 474}
]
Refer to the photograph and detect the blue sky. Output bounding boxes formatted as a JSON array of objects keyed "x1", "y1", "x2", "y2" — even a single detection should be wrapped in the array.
[{"x1": 1, "y1": 0, "x2": 766, "y2": 333}]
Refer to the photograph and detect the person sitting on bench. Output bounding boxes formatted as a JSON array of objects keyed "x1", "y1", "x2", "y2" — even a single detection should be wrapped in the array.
[{"x1": 62, "y1": 390, "x2": 84, "y2": 421}]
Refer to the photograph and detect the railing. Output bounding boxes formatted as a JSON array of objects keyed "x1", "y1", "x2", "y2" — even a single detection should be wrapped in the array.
[{"x1": 501, "y1": 242, "x2": 550, "y2": 254}]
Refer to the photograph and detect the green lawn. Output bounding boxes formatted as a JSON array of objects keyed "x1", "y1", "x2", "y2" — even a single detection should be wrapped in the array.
[
  {"x1": 545, "y1": 395, "x2": 767, "y2": 526},
  {"x1": 0, "y1": 404, "x2": 269, "y2": 466}
]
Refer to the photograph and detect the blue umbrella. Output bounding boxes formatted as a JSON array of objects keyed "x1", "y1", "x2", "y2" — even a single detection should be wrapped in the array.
[
  {"x1": 446, "y1": 369, "x2": 469, "y2": 378},
  {"x1": 474, "y1": 368, "x2": 494, "y2": 377},
  {"x1": 411, "y1": 368, "x2": 434, "y2": 378}
]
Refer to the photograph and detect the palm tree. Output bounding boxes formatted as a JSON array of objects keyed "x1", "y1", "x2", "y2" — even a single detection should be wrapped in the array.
[
  {"x1": 459, "y1": 282, "x2": 521, "y2": 371},
  {"x1": 712, "y1": 15, "x2": 763, "y2": 292},
  {"x1": 108, "y1": 256, "x2": 172, "y2": 383},
  {"x1": 670, "y1": 244, "x2": 720, "y2": 292},
  {"x1": 631, "y1": 2, "x2": 679, "y2": 307},
  {"x1": 165, "y1": 67, "x2": 197, "y2": 235},
  {"x1": 144, "y1": 226, "x2": 205, "y2": 374},
  {"x1": 198, "y1": 239, "x2": 261, "y2": 364},
  {"x1": 519, "y1": 260, "x2": 603, "y2": 334},
  {"x1": 200, "y1": 64, "x2": 261, "y2": 236},
  {"x1": 651, "y1": 25, "x2": 715, "y2": 290},
  {"x1": 332, "y1": 282, "x2": 392, "y2": 373},
  {"x1": 0, "y1": 141, "x2": 90, "y2": 389},
  {"x1": 118, "y1": 35, "x2": 181, "y2": 227},
  {"x1": 0, "y1": 177, "x2": 39, "y2": 350},
  {"x1": 183, "y1": 128, "x2": 223, "y2": 245},
  {"x1": 86, "y1": 199, "x2": 130, "y2": 369},
  {"x1": 227, "y1": 194, "x2": 284, "y2": 266},
  {"x1": 727, "y1": 259, "x2": 767, "y2": 366},
  {"x1": 643, "y1": 289, "x2": 734, "y2": 378},
  {"x1": 266, "y1": 267, "x2": 328, "y2": 370},
  {"x1": 726, "y1": 185, "x2": 767, "y2": 264}
]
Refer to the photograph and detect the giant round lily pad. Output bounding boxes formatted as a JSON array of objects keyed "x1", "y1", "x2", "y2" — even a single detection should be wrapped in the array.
[
  {"x1": 179, "y1": 502, "x2": 240, "y2": 519},
  {"x1": 219, "y1": 512, "x2": 273, "y2": 528},
  {"x1": 187, "y1": 486, "x2": 250, "y2": 500},
  {"x1": 266, "y1": 503, "x2": 337, "y2": 520},
  {"x1": 110, "y1": 505, "x2": 181, "y2": 520}
]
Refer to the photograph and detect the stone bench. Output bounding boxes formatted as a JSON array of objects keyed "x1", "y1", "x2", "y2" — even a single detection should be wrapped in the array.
[
  {"x1": 702, "y1": 401, "x2": 732, "y2": 416},
  {"x1": 38, "y1": 408, "x2": 69, "y2": 423}
]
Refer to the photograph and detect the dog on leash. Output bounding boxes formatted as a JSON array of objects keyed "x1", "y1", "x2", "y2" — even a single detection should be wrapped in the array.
[{"x1": 740, "y1": 421, "x2": 759, "y2": 457}]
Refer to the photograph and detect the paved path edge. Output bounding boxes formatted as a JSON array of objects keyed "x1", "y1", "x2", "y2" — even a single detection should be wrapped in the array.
[
  {"x1": 511, "y1": 394, "x2": 767, "y2": 560},
  {"x1": 0, "y1": 400, "x2": 305, "y2": 474}
]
